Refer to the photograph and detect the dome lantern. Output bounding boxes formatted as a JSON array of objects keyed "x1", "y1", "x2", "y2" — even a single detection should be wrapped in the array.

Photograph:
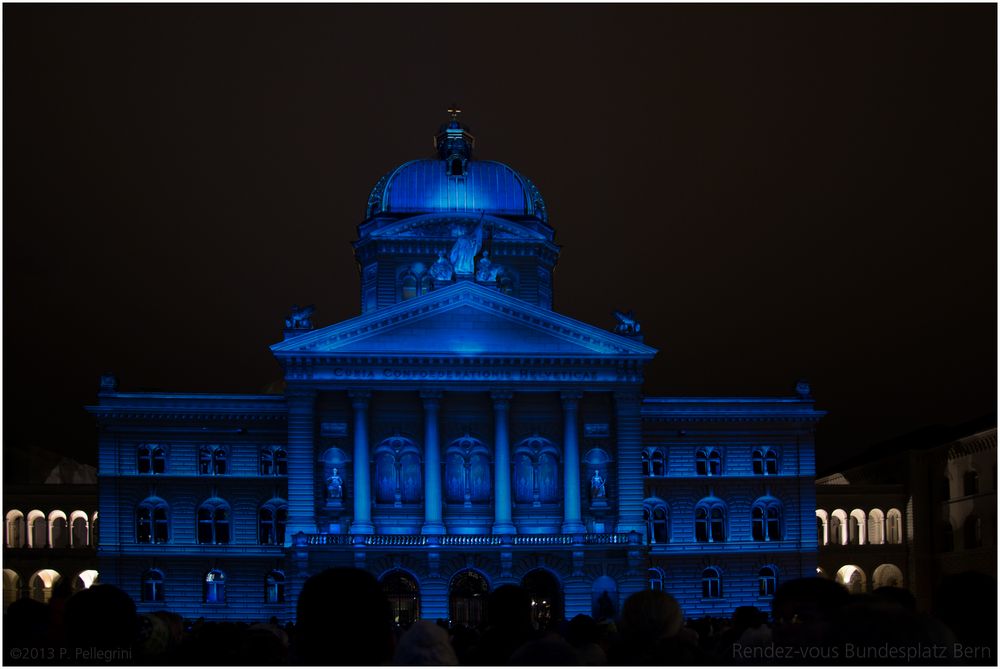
[{"x1": 434, "y1": 104, "x2": 476, "y2": 176}]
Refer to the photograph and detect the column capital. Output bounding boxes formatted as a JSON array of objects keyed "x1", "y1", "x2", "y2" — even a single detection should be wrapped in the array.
[
  {"x1": 420, "y1": 390, "x2": 443, "y2": 409},
  {"x1": 561, "y1": 391, "x2": 583, "y2": 406},
  {"x1": 492, "y1": 390, "x2": 513, "y2": 410},
  {"x1": 349, "y1": 389, "x2": 371, "y2": 408}
]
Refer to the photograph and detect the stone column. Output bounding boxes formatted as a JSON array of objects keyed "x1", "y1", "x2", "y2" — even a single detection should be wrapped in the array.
[
  {"x1": 561, "y1": 392, "x2": 586, "y2": 534},
  {"x1": 285, "y1": 388, "x2": 317, "y2": 538},
  {"x1": 492, "y1": 391, "x2": 516, "y2": 535},
  {"x1": 421, "y1": 391, "x2": 446, "y2": 535},
  {"x1": 614, "y1": 390, "x2": 645, "y2": 533},
  {"x1": 349, "y1": 390, "x2": 374, "y2": 535}
]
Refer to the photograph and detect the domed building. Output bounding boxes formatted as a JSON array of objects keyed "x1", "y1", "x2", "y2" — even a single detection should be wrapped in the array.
[{"x1": 89, "y1": 112, "x2": 823, "y2": 626}]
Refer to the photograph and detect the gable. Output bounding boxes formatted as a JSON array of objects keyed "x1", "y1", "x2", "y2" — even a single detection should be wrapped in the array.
[
  {"x1": 273, "y1": 281, "x2": 657, "y2": 360},
  {"x1": 333, "y1": 304, "x2": 600, "y2": 356}
]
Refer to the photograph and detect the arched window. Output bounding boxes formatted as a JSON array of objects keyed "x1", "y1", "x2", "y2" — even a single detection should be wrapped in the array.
[
  {"x1": 142, "y1": 569, "x2": 164, "y2": 603},
  {"x1": 401, "y1": 272, "x2": 418, "y2": 301},
  {"x1": 867, "y1": 509, "x2": 885, "y2": 545},
  {"x1": 848, "y1": 510, "x2": 865, "y2": 545},
  {"x1": 449, "y1": 570, "x2": 489, "y2": 628},
  {"x1": 265, "y1": 570, "x2": 285, "y2": 604},
  {"x1": 702, "y1": 567, "x2": 722, "y2": 598},
  {"x1": 752, "y1": 447, "x2": 779, "y2": 475},
  {"x1": 197, "y1": 499, "x2": 230, "y2": 544},
  {"x1": 27, "y1": 510, "x2": 47, "y2": 548},
  {"x1": 830, "y1": 510, "x2": 848, "y2": 545},
  {"x1": 137, "y1": 499, "x2": 169, "y2": 544},
  {"x1": 5, "y1": 510, "x2": 25, "y2": 548},
  {"x1": 522, "y1": 569, "x2": 562, "y2": 632},
  {"x1": 199, "y1": 445, "x2": 227, "y2": 475},
  {"x1": 886, "y1": 509, "x2": 902, "y2": 545},
  {"x1": 964, "y1": 514, "x2": 982, "y2": 549},
  {"x1": 963, "y1": 471, "x2": 979, "y2": 497},
  {"x1": 941, "y1": 521, "x2": 955, "y2": 552},
  {"x1": 751, "y1": 498, "x2": 782, "y2": 541},
  {"x1": 381, "y1": 570, "x2": 420, "y2": 625},
  {"x1": 642, "y1": 447, "x2": 666, "y2": 477},
  {"x1": 420, "y1": 274, "x2": 434, "y2": 295},
  {"x1": 204, "y1": 570, "x2": 226, "y2": 604},
  {"x1": 648, "y1": 567, "x2": 666, "y2": 592},
  {"x1": 70, "y1": 511, "x2": 89, "y2": 547},
  {"x1": 49, "y1": 511, "x2": 69, "y2": 548},
  {"x1": 374, "y1": 436, "x2": 422, "y2": 505},
  {"x1": 695, "y1": 500, "x2": 727, "y2": 542},
  {"x1": 591, "y1": 575, "x2": 618, "y2": 620},
  {"x1": 258, "y1": 500, "x2": 288, "y2": 545},
  {"x1": 759, "y1": 566, "x2": 777, "y2": 597},
  {"x1": 643, "y1": 499, "x2": 669, "y2": 544},
  {"x1": 514, "y1": 436, "x2": 560, "y2": 505},
  {"x1": 445, "y1": 435, "x2": 492, "y2": 506},
  {"x1": 260, "y1": 446, "x2": 287, "y2": 476},
  {"x1": 695, "y1": 448, "x2": 721, "y2": 476},
  {"x1": 137, "y1": 445, "x2": 166, "y2": 474}
]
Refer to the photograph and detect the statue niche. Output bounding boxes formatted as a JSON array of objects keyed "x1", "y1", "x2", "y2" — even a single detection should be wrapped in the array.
[
  {"x1": 374, "y1": 436, "x2": 422, "y2": 506},
  {"x1": 445, "y1": 435, "x2": 492, "y2": 506},
  {"x1": 319, "y1": 447, "x2": 351, "y2": 508},
  {"x1": 514, "y1": 436, "x2": 560, "y2": 506}
]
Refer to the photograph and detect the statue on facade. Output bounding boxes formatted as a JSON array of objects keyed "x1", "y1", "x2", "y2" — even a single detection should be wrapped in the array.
[
  {"x1": 326, "y1": 468, "x2": 343, "y2": 501},
  {"x1": 590, "y1": 469, "x2": 606, "y2": 500},
  {"x1": 429, "y1": 252, "x2": 454, "y2": 281},
  {"x1": 476, "y1": 251, "x2": 498, "y2": 282},
  {"x1": 613, "y1": 310, "x2": 641, "y2": 336},
  {"x1": 285, "y1": 304, "x2": 315, "y2": 329},
  {"x1": 448, "y1": 216, "x2": 484, "y2": 275}
]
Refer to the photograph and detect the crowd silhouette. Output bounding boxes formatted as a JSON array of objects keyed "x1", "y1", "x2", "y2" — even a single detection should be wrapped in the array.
[{"x1": 3, "y1": 568, "x2": 995, "y2": 665}]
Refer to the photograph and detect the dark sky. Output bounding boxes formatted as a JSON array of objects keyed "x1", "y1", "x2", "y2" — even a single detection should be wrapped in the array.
[{"x1": 4, "y1": 4, "x2": 996, "y2": 473}]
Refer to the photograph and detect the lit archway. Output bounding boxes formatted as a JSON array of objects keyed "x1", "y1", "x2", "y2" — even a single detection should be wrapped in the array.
[
  {"x1": 3, "y1": 570, "x2": 21, "y2": 610},
  {"x1": 449, "y1": 570, "x2": 489, "y2": 628},
  {"x1": 73, "y1": 570, "x2": 99, "y2": 592},
  {"x1": 522, "y1": 568, "x2": 562, "y2": 631},
  {"x1": 28, "y1": 569, "x2": 61, "y2": 603},
  {"x1": 835, "y1": 565, "x2": 866, "y2": 594},
  {"x1": 872, "y1": 564, "x2": 903, "y2": 589}
]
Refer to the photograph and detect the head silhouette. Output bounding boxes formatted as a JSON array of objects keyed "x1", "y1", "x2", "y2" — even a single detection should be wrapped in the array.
[{"x1": 294, "y1": 567, "x2": 394, "y2": 665}]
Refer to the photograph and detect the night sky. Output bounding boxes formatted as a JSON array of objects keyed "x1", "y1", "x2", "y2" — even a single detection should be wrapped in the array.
[{"x1": 4, "y1": 5, "x2": 996, "y2": 473}]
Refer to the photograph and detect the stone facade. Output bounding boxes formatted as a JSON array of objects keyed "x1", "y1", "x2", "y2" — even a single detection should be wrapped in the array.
[{"x1": 90, "y1": 115, "x2": 823, "y2": 624}]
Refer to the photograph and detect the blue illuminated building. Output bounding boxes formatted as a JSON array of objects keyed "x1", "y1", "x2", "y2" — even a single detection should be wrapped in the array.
[{"x1": 89, "y1": 113, "x2": 824, "y2": 625}]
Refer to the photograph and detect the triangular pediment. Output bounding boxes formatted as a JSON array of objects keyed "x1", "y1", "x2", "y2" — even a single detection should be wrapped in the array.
[{"x1": 272, "y1": 282, "x2": 657, "y2": 360}]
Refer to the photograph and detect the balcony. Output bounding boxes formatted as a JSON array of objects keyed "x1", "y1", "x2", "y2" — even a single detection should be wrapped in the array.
[{"x1": 298, "y1": 532, "x2": 640, "y2": 548}]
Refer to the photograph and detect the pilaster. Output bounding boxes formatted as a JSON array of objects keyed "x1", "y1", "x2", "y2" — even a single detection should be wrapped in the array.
[
  {"x1": 421, "y1": 391, "x2": 446, "y2": 535},
  {"x1": 561, "y1": 392, "x2": 586, "y2": 534},
  {"x1": 349, "y1": 390, "x2": 374, "y2": 535},
  {"x1": 285, "y1": 388, "x2": 318, "y2": 538},
  {"x1": 492, "y1": 391, "x2": 516, "y2": 534},
  {"x1": 614, "y1": 390, "x2": 645, "y2": 533}
]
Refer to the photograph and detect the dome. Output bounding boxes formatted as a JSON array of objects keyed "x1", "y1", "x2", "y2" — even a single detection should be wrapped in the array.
[
  {"x1": 365, "y1": 112, "x2": 547, "y2": 222},
  {"x1": 366, "y1": 159, "x2": 547, "y2": 222}
]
